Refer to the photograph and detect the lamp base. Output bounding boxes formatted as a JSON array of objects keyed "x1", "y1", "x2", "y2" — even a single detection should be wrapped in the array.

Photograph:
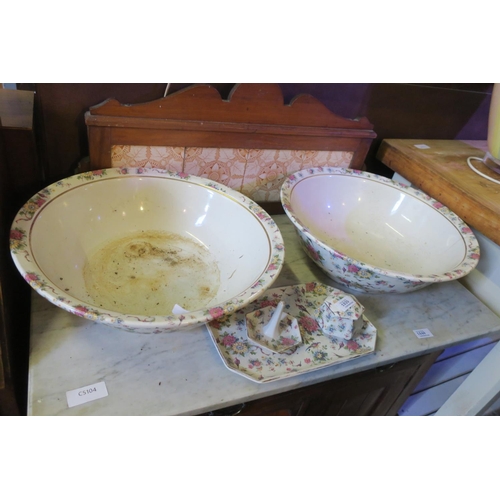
[{"x1": 483, "y1": 151, "x2": 500, "y2": 175}]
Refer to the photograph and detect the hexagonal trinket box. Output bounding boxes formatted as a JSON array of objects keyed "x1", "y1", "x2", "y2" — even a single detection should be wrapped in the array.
[{"x1": 314, "y1": 291, "x2": 366, "y2": 341}]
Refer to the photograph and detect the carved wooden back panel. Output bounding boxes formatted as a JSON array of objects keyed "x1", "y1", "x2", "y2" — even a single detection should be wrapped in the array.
[{"x1": 85, "y1": 83, "x2": 376, "y2": 211}]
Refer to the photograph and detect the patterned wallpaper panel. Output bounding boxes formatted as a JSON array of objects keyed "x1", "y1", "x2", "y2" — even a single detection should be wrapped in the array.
[
  {"x1": 111, "y1": 145, "x2": 353, "y2": 202},
  {"x1": 111, "y1": 145, "x2": 185, "y2": 171}
]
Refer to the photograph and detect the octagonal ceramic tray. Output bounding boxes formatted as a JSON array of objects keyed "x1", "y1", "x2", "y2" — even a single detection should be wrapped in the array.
[{"x1": 206, "y1": 282, "x2": 377, "y2": 383}]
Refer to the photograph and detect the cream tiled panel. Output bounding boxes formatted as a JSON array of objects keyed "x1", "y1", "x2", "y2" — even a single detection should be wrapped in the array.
[
  {"x1": 110, "y1": 146, "x2": 354, "y2": 203},
  {"x1": 300, "y1": 150, "x2": 353, "y2": 169},
  {"x1": 183, "y1": 147, "x2": 248, "y2": 190},
  {"x1": 241, "y1": 149, "x2": 303, "y2": 202},
  {"x1": 111, "y1": 145, "x2": 185, "y2": 171}
]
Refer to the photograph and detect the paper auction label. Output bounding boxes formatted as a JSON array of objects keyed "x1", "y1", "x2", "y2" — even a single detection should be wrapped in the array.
[
  {"x1": 413, "y1": 328, "x2": 434, "y2": 339},
  {"x1": 336, "y1": 296, "x2": 356, "y2": 312},
  {"x1": 66, "y1": 381, "x2": 108, "y2": 408}
]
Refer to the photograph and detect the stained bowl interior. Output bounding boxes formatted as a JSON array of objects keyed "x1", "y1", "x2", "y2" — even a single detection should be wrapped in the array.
[
  {"x1": 287, "y1": 173, "x2": 467, "y2": 276},
  {"x1": 29, "y1": 175, "x2": 273, "y2": 316}
]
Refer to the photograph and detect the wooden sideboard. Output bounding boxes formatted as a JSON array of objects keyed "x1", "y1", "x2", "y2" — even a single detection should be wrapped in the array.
[
  {"x1": 27, "y1": 215, "x2": 500, "y2": 416},
  {"x1": 205, "y1": 351, "x2": 441, "y2": 416}
]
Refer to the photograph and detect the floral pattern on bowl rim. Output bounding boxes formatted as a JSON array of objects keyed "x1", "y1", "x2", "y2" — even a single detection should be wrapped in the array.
[
  {"x1": 280, "y1": 167, "x2": 481, "y2": 293},
  {"x1": 207, "y1": 282, "x2": 377, "y2": 383},
  {"x1": 9, "y1": 167, "x2": 285, "y2": 333}
]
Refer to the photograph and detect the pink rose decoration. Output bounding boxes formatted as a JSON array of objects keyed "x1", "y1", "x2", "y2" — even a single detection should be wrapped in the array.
[
  {"x1": 299, "y1": 316, "x2": 319, "y2": 333},
  {"x1": 10, "y1": 229, "x2": 23, "y2": 240},
  {"x1": 346, "y1": 340, "x2": 360, "y2": 351},
  {"x1": 210, "y1": 319, "x2": 223, "y2": 329},
  {"x1": 347, "y1": 264, "x2": 360, "y2": 273},
  {"x1": 306, "y1": 244, "x2": 320, "y2": 262},
  {"x1": 222, "y1": 334, "x2": 237, "y2": 347},
  {"x1": 74, "y1": 306, "x2": 89, "y2": 317},
  {"x1": 259, "y1": 300, "x2": 278, "y2": 308},
  {"x1": 209, "y1": 307, "x2": 224, "y2": 319}
]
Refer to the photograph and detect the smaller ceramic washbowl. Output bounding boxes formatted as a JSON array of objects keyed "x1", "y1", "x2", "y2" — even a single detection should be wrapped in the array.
[{"x1": 246, "y1": 302, "x2": 302, "y2": 353}]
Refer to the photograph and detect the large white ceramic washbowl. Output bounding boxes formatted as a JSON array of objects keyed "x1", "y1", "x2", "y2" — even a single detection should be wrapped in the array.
[
  {"x1": 280, "y1": 167, "x2": 479, "y2": 293},
  {"x1": 10, "y1": 168, "x2": 284, "y2": 332}
]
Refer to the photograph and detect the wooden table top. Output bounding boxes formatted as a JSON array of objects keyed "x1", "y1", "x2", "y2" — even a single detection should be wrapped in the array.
[{"x1": 377, "y1": 139, "x2": 500, "y2": 246}]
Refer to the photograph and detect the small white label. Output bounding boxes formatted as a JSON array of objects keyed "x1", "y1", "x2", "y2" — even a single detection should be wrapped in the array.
[
  {"x1": 413, "y1": 328, "x2": 434, "y2": 339},
  {"x1": 414, "y1": 144, "x2": 430, "y2": 149},
  {"x1": 66, "y1": 381, "x2": 108, "y2": 408},
  {"x1": 336, "y1": 296, "x2": 356, "y2": 312},
  {"x1": 172, "y1": 303, "x2": 189, "y2": 314}
]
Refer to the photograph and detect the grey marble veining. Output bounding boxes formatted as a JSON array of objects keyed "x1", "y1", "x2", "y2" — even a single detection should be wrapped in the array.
[{"x1": 28, "y1": 215, "x2": 500, "y2": 415}]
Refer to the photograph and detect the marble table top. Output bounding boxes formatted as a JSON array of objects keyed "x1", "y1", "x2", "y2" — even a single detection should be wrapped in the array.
[{"x1": 28, "y1": 215, "x2": 500, "y2": 415}]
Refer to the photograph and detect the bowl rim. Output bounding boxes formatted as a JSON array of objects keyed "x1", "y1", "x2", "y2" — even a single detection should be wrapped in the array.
[
  {"x1": 280, "y1": 167, "x2": 480, "y2": 284},
  {"x1": 10, "y1": 167, "x2": 285, "y2": 333}
]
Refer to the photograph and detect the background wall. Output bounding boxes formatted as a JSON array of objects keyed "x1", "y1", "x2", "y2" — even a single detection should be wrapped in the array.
[{"x1": 18, "y1": 83, "x2": 494, "y2": 192}]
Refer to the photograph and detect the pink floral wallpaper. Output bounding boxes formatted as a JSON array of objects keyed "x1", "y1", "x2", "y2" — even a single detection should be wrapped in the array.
[{"x1": 111, "y1": 145, "x2": 353, "y2": 202}]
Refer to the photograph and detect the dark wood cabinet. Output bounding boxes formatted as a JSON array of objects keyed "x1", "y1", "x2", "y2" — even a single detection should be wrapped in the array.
[
  {"x1": 205, "y1": 351, "x2": 441, "y2": 416},
  {"x1": 0, "y1": 89, "x2": 37, "y2": 415}
]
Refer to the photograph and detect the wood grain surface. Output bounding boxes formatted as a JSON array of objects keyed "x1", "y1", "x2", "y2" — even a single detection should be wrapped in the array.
[
  {"x1": 85, "y1": 83, "x2": 376, "y2": 171},
  {"x1": 377, "y1": 139, "x2": 500, "y2": 245}
]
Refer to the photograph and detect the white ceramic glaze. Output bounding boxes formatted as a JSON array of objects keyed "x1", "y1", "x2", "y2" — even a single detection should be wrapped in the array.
[
  {"x1": 281, "y1": 167, "x2": 480, "y2": 293},
  {"x1": 10, "y1": 168, "x2": 285, "y2": 332}
]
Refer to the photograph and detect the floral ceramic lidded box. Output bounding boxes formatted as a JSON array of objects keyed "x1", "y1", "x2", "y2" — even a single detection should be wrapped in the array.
[{"x1": 314, "y1": 291, "x2": 366, "y2": 341}]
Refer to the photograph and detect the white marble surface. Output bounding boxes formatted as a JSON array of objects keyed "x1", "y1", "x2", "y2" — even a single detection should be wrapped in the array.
[{"x1": 28, "y1": 215, "x2": 500, "y2": 415}]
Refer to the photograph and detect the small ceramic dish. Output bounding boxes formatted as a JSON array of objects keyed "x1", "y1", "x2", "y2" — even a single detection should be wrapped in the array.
[
  {"x1": 207, "y1": 283, "x2": 377, "y2": 383},
  {"x1": 246, "y1": 305, "x2": 302, "y2": 353},
  {"x1": 314, "y1": 291, "x2": 366, "y2": 341}
]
